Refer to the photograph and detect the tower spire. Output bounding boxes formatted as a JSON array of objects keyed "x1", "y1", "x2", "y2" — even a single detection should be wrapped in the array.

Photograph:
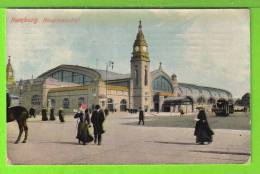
[
  {"x1": 8, "y1": 56, "x2": 11, "y2": 64},
  {"x1": 159, "y1": 62, "x2": 162, "y2": 70},
  {"x1": 138, "y1": 20, "x2": 142, "y2": 32}
]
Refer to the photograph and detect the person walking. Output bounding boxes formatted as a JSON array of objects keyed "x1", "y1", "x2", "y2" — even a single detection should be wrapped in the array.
[
  {"x1": 58, "y1": 108, "x2": 65, "y2": 122},
  {"x1": 74, "y1": 107, "x2": 93, "y2": 145},
  {"x1": 91, "y1": 105, "x2": 105, "y2": 145},
  {"x1": 138, "y1": 108, "x2": 144, "y2": 125},
  {"x1": 194, "y1": 109, "x2": 214, "y2": 145}
]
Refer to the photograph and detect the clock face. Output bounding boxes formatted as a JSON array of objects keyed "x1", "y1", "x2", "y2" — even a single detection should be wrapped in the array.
[
  {"x1": 142, "y1": 46, "x2": 147, "y2": 52},
  {"x1": 135, "y1": 46, "x2": 139, "y2": 51}
]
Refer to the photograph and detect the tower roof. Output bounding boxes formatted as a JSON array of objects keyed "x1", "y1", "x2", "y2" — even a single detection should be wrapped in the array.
[
  {"x1": 133, "y1": 20, "x2": 148, "y2": 47},
  {"x1": 131, "y1": 20, "x2": 150, "y2": 62},
  {"x1": 7, "y1": 56, "x2": 13, "y2": 72}
]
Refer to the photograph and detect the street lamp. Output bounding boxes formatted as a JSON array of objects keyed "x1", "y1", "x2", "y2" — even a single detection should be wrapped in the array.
[
  {"x1": 19, "y1": 79, "x2": 23, "y2": 106},
  {"x1": 106, "y1": 61, "x2": 114, "y2": 109}
]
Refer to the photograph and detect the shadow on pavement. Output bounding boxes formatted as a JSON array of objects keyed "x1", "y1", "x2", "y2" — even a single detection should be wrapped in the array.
[
  {"x1": 190, "y1": 150, "x2": 250, "y2": 156},
  {"x1": 39, "y1": 141, "x2": 81, "y2": 145},
  {"x1": 146, "y1": 140, "x2": 197, "y2": 146}
]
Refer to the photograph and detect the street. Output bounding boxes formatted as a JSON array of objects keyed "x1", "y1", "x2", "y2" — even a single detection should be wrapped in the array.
[{"x1": 7, "y1": 111, "x2": 250, "y2": 164}]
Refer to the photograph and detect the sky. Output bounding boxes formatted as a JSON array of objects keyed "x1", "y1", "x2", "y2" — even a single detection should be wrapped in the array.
[{"x1": 7, "y1": 9, "x2": 250, "y2": 98}]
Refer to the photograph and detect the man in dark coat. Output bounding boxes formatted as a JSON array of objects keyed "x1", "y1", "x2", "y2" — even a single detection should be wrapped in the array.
[
  {"x1": 91, "y1": 105, "x2": 105, "y2": 145},
  {"x1": 138, "y1": 108, "x2": 144, "y2": 125}
]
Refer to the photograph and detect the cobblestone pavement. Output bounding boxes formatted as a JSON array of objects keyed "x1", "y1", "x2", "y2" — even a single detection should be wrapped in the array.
[{"x1": 7, "y1": 112, "x2": 250, "y2": 165}]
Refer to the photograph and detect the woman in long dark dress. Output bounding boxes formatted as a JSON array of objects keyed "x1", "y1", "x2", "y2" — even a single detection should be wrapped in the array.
[
  {"x1": 194, "y1": 109, "x2": 214, "y2": 144},
  {"x1": 74, "y1": 109, "x2": 93, "y2": 145}
]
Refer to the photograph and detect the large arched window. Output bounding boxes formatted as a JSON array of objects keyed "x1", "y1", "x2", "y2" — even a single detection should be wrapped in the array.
[
  {"x1": 50, "y1": 70, "x2": 92, "y2": 85},
  {"x1": 31, "y1": 95, "x2": 41, "y2": 105},
  {"x1": 63, "y1": 98, "x2": 70, "y2": 109},
  {"x1": 152, "y1": 76, "x2": 173, "y2": 93}
]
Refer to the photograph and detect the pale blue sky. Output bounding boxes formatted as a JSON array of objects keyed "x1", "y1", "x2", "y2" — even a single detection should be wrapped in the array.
[{"x1": 7, "y1": 9, "x2": 250, "y2": 98}]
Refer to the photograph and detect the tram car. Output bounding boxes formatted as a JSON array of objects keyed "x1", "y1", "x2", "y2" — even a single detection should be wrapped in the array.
[{"x1": 213, "y1": 98, "x2": 234, "y2": 116}]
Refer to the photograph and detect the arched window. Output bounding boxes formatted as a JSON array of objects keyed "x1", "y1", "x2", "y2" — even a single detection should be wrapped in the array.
[
  {"x1": 120, "y1": 99, "x2": 127, "y2": 111},
  {"x1": 78, "y1": 97, "x2": 85, "y2": 107},
  {"x1": 152, "y1": 76, "x2": 173, "y2": 93},
  {"x1": 50, "y1": 70, "x2": 92, "y2": 85},
  {"x1": 107, "y1": 98, "x2": 114, "y2": 111},
  {"x1": 63, "y1": 98, "x2": 70, "y2": 109},
  {"x1": 197, "y1": 96, "x2": 206, "y2": 104},
  {"x1": 50, "y1": 99, "x2": 56, "y2": 108},
  {"x1": 208, "y1": 97, "x2": 216, "y2": 104},
  {"x1": 31, "y1": 95, "x2": 41, "y2": 105},
  {"x1": 135, "y1": 69, "x2": 139, "y2": 86},
  {"x1": 144, "y1": 67, "x2": 148, "y2": 86}
]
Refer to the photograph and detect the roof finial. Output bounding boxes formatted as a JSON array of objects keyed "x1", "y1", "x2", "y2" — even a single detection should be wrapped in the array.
[
  {"x1": 138, "y1": 20, "x2": 142, "y2": 32},
  {"x1": 8, "y1": 56, "x2": 11, "y2": 64},
  {"x1": 159, "y1": 62, "x2": 162, "y2": 70}
]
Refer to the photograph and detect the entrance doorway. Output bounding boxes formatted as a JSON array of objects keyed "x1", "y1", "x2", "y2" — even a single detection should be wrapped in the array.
[{"x1": 120, "y1": 99, "x2": 127, "y2": 111}]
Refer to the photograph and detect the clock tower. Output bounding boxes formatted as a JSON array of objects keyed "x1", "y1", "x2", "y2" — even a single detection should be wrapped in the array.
[
  {"x1": 130, "y1": 21, "x2": 152, "y2": 111},
  {"x1": 6, "y1": 56, "x2": 16, "y2": 86}
]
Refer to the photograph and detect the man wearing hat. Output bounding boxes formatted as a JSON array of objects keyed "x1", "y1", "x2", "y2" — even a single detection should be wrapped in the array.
[{"x1": 91, "y1": 105, "x2": 105, "y2": 145}]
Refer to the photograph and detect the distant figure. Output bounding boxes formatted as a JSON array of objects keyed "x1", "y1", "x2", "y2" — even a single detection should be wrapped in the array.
[
  {"x1": 179, "y1": 109, "x2": 184, "y2": 117},
  {"x1": 104, "y1": 108, "x2": 109, "y2": 116},
  {"x1": 91, "y1": 105, "x2": 105, "y2": 145},
  {"x1": 194, "y1": 110, "x2": 214, "y2": 144},
  {"x1": 58, "y1": 108, "x2": 65, "y2": 122},
  {"x1": 29, "y1": 108, "x2": 36, "y2": 118},
  {"x1": 49, "y1": 108, "x2": 55, "y2": 121},
  {"x1": 74, "y1": 108, "x2": 93, "y2": 145},
  {"x1": 42, "y1": 108, "x2": 48, "y2": 121},
  {"x1": 138, "y1": 108, "x2": 144, "y2": 125}
]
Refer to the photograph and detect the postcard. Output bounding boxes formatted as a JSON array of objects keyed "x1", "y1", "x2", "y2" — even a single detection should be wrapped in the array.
[{"x1": 6, "y1": 9, "x2": 250, "y2": 165}]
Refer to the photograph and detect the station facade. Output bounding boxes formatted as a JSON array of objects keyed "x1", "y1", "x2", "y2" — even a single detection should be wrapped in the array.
[{"x1": 7, "y1": 21, "x2": 232, "y2": 114}]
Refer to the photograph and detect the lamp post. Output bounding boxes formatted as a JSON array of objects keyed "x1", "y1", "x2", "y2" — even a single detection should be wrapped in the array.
[
  {"x1": 19, "y1": 80, "x2": 23, "y2": 106},
  {"x1": 106, "y1": 61, "x2": 114, "y2": 109},
  {"x1": 185, "y1": 88, "x2": 188, "y2": 114}
]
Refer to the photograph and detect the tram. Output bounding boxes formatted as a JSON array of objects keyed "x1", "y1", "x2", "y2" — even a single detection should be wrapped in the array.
[{"x1": 213, "y1": 98, "x2": 234, "y2": 116}]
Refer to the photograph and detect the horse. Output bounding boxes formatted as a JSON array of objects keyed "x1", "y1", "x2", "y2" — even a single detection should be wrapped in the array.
[{"x1": 7, "y1": 93, "x2": 29, "y2": 144}]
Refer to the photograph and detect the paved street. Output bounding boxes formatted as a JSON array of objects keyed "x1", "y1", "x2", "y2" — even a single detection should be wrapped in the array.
[{"x1": 7, "y1": 112, "x2": 250, "y2": 165}]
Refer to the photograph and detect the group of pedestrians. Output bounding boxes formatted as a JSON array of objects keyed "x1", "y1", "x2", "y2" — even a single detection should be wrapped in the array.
[
  {"x1": 68, "y1": 106, "x2": 214, "y2": 146},
  {"x1": 74, "y1": 105, "x2": 105, "y2": 145}
]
